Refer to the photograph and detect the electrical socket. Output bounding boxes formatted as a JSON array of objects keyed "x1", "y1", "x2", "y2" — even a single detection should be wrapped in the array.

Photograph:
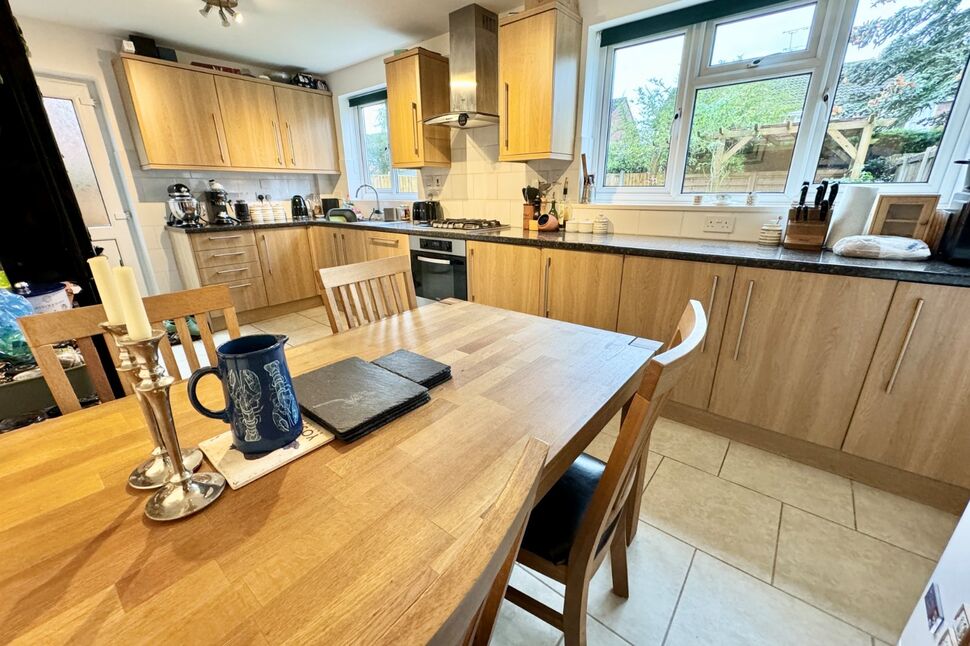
[{"x1": 703, "y1": 215, "x2": 735, "y2": 233}]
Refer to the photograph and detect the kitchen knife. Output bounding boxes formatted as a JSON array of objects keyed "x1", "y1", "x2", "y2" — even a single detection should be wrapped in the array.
[
  {"x1": 798, "y1": 181, "x2": 810, "y2": 206},
  {"x1": 814, "y1": 184, "x2": 826, "y2": 207},
  {"x1": 828, "y1": 182, "x2": 839, "y2": 208},
  {"x1": 819, "y1": 199, "x2": 829, "y2": 221}
]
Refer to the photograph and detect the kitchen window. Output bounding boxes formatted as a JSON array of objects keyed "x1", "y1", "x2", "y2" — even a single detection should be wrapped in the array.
[
  {"x1": 352, "y1": 94, "x2": 418, "y2": 196},
  {"x1": 593, "y1": 0, "x2": 970, "y2": 203}
]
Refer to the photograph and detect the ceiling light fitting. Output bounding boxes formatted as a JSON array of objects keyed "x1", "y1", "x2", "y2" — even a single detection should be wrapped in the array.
[{"x1": 199, "y1": 0, "x2": 242, "y2": 27}]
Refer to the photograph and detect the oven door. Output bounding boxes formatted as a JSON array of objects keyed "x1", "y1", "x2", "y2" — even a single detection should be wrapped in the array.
[{"x1": 410, "y1": 250, "x2": 467, "y2": 301}]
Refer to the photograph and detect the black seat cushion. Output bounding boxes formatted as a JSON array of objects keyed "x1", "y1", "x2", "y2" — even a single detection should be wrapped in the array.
[{"x1": 521, "y1": 452, "x2": 612, "y2": 566}]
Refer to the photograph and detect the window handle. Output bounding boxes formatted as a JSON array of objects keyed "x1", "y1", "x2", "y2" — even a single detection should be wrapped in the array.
[{"x1": 669, "y1": 108, "x2": 682, "y2": 139}]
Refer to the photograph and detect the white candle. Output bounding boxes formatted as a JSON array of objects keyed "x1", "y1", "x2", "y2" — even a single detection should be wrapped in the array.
[
  {"x1": 87, "y1": 256, "x2": 125, "y2": 325},
  {"x1": 113, "y1": 266, "x2": 152, "y2": 341}
]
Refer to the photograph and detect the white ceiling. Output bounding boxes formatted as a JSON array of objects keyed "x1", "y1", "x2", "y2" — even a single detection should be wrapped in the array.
[{"x1": 11, "y1": 0, "x2": 520, "y2": 74}]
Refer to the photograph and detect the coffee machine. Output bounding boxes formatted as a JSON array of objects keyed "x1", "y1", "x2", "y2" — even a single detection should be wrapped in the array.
[
  {"x1": 204, "y1": 179, "x2": 239, "y2": 226},
  {"x1": 166, "y1": 184, "x2": 204, "y2": 228}
]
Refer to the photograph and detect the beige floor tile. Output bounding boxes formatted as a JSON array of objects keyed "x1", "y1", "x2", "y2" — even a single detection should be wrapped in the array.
[
  {"x1": 649, "y1": 418, "x2": 729, "y2": 475},
  {"x1": 238, "y1": 324, "x2": 263, "y2": 337},
  {"x1": 492, "y1": 566, "x2": 564, "y2": 646},
  {"x1": 640, "y1": 459, "x2": 781, "y2": 581},
  {"x1": 774, "y1": 506, "x2": 935, "y2": 643},
  {"x1": 719, "y1": 442, "x2": 855, "y2": 527},
  {"x1": 666, "y1": 552, "x2": 871, "y2": 646},
  {"x1": 282, "y1": 324, "x2": 332, "y2": 347},
  {"x1": 299, "y1": 306, "x2": 331, "y2": 325},
  {"x1": 852, "y1": 482, "x2": 959, "y2": 560},
  {"x1": 588, "y1": 522, "x2": 694, "y2": 645},
  {"x1": 251, "y1": 313, "x2": 318, "y2": 336}
]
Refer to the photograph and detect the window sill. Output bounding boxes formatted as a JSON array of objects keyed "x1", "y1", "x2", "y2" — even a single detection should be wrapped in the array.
[{"x1": 572, "y1": 201, "x2": 787, "y2": 213}]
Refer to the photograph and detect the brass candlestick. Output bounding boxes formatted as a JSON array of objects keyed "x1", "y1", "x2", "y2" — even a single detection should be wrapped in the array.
[
  {"x1": 120, "y1": 330, "x2": 225, "y2": 521},
  {"x1": 101, "y1": 323, "x2": 203, "y2": 489}
]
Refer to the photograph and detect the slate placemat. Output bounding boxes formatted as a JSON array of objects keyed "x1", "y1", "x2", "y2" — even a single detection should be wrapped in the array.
[{"x1": 372, "y1": 349, "x2": 452, "y2": 389}]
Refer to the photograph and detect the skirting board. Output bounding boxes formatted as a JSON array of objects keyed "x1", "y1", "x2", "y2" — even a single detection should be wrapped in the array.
[{"x1": 664, "y1": 401, "x2": 970, "y2": 515}]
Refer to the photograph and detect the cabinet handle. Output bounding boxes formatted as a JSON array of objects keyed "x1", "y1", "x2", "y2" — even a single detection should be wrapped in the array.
[
  {"x1": 504, "y1": 83, "x2": 510, "y2": 150},
  {"x1": 211, "y1": 113, "x2": 225, "y2": 162},
  {"x1": 411, "y1": 103, "x2": 419, "y2": 156},
  {"x1": 216, "y1": 267, "x2": 247, "y2": 275},
  {"x1": 211, "y1": 251, "x2": 245, "y2": 258},
  {"x1": 272, "y1": 120, "x2": 283, "y2": 165},
  {"x1": 341, "y1": 233, "x2": 348, "y2": 265},
  {"x1": 207, "y1": 235, "x2": 242, "y2": 241},
  {"x1": 286, "y1": 122, "x2": 296, "y2": 165},
  {"x1": 702, "y1": 275, "x2": 719, "y2": 353},
  {"x1": 228, "y1": 282, "x2": 252, "y2": 289},
  {"x1": 886, "y1": 298, "x2": 924, "y2": 394},
  {"x1": 733, "y1": 280, "x2": 754, "y2": 361},
  {"x1": 262, "y1": 235, "x2": 272, "y2": 274},
  {"x1": 369, "y1": 237, "x2": 399, "y2": 247},
  {"x1": 543, "y1": 256, "x2": 551, "y2": 318},
  {"x1": 332, "y1": 233, "x2": 340, "y2": 265}
]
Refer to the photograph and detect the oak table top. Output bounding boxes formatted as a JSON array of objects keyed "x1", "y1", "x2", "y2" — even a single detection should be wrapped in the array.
[{"x1": 0, "y1": 300, "x2": 656, "y2": 645}]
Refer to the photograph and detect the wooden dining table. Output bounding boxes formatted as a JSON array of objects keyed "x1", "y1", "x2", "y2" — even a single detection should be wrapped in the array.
[{"x1": 0, "y1": 299, "x2": 658, "y2": 644}]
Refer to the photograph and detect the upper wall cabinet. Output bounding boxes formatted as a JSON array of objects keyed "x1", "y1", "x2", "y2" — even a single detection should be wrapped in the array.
[
  {"x1": 115, "y1": 54, "x2": 339, "y2": 173},
  {"x1": 384, "y1": 48, "x2": 452, "y2": 169},
  {"x1": 498, "y1": 2, "x2": 581, "y2": 162}
]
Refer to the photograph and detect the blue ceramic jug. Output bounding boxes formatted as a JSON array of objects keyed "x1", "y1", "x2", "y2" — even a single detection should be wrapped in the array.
[{"x1": 187, "y1": 334, "x2": 302, "y2": 454}]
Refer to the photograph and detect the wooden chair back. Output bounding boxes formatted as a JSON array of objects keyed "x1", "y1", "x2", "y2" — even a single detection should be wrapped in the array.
[
  {"x1": 379, "y1": 437, "x2": 549, "y2": 646},
  {"x1": 569, "y1": 300, "x2": 707, "y2": 572},
  {"x1": 318, "y1": 255, "x2": 417, "y2": 332},
  {"x1": 18, "y1": 285, "x2": 240, "y2": 414}
]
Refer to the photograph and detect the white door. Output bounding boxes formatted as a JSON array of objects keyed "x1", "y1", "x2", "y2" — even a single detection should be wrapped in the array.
[{"x1": 37, "y1": 77, "x2": 148, "y2": 291}]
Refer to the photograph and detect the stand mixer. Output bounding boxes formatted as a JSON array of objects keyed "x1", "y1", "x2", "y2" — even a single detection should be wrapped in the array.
[{"x1": 166, "y1": 184, "x2": 204, "y2": 228}]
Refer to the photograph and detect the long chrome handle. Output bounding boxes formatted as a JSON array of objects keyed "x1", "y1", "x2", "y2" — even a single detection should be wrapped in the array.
[
  {"x1": 411, "y1": 103, "x2": 419, "y2": 156},
  {"x1": 207, "y1": 235, "x2": 242, "y2": 241},
  {"x1": 504, "y1": 83, "x2": 510, "y2": 150},
  {"x1": 886, "y1": 298, "x2": 924, "y2": 394},
  {"x1": 369, "y1": 237, "x2": 400, "y2": 247},
  {"x1": 216, "y1": 267, "x2": 247, "y2": 275},
  {"x1": 702, "y1": 275, "x2": 719, "y2": 353},
  {"x1": 543, "y1": 256, "x2": 551, "y2": 317},
  {"x1": 417, "y1": 255, "x2": 451, "y2": 265},
  {"x1": 286, "y1": 122, "x2": 295, "y2": 165},
  {"x1": 211, "y1": 251, "x2": 245, "y2": 258},
  {"x1": 272, "y1": 120, "x2": 283, "y2": 165},
  {"x1": 341, "y1": 233, "x2": 348, "y2": 265},
  {"x1": 332, "y1": 233, "x2": 340, "y2": 265},
  {"x1": 733, "y1": 280, "x2": 754, "y2": 361},
  {"x1": 262, "y1": 235, "x2": 272, "y2": 274},
  {"x1": 211, "y1": 113, "x2": 225, "y2": 162},
  {"x1": 228, "y1": 282, "x2": 252, "y2": 289}
]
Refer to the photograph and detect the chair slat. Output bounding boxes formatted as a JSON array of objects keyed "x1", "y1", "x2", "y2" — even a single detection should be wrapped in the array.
[
  {"x1": 34, "y1": 344, "x2": 81, "y2": 414},
  {"x1": 195, "y1": 312, "x2": 218, "y2": 365},
  {"x1": 355, "y1": 282, "x2": 375, "y2": 323},
  {"x1": 369, "y1": 278, "x2": 389, "y2": 319},
  {"x1": 223, "y1": 305, "x2": 242, "y2": 338},
  {"x1": 338, "y1": 285, "x2": 358, "y2": 328},
  {"x1": 323, "y1": 289, "x2": 348, "y2": 333},
  {"x1": 75, "y1": 336, "x2": 115, "y2": 404},
  {"x1": 389, "y1": 274, "x2": 405, "y2": 313},
  {"x1": 156, "y1": 328, "x2": 183, "y2": 381},
  {"x1": 173, "y1": 317, "x2": 200, "y2": 372}
]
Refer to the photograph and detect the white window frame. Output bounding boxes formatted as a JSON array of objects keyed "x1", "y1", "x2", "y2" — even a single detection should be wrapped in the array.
[
  {"x1": 590, "y1": 0, "x2": 970, "y2": 205},
  {"x1": 352, "y1": 96, "x2": 418, "y2": 199}
]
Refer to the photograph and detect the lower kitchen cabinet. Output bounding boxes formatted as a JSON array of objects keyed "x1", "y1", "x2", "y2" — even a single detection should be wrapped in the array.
[
  {"x1": 255, "y1": 228, "x2": 318, "y2": 306},
  {"x1": 709, "y1": 267, "x2": 895, "y2": 449},
  {"x1": 617, "y1": 257, "x2": 736, "y2": 409},
  {"x1": 843, "y1": 282, "x2": 970, "y2": 488},
  {"x1": 308, "y1": 226, "x2": 343, "y2": 272},
  {"x1": 225, "y1": 278, "x2": 269, "y2": 311},
  {"x1": 363, "y1": 232, "x2": 409, "y2": 260},
  {"x1": 540, "y1": 249, "x2": 623, "y2": 330},
  {"x1": 467, "y1": 241, "x2": 542, "y2": 315}
]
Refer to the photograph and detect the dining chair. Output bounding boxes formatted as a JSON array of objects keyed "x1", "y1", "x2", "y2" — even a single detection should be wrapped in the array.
[
  {"x1": 505, "y1": 300, "x2": 707, "y2": 646},
  {"x1": 377, "y1": 437, "x2": 549, "y2": 646},
  {"x1": 18, "y1": 284, "x2": 240, "y2": 414},
  {"x1": 318, "y1": 255, "x2": 417, "y2": 332}
]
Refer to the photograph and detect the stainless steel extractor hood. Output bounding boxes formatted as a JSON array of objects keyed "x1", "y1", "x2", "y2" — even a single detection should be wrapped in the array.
[{"x1": 423, "y1": 4, "x2": 499, "y2": 129}]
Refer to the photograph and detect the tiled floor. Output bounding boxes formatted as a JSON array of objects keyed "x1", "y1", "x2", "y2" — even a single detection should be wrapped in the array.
[
  {"x1": 178, "y1": 306, "x2": 960, "y2": 645},
  {"x1": 493, "y1": 415, "x2": 960, "y2": 646}
]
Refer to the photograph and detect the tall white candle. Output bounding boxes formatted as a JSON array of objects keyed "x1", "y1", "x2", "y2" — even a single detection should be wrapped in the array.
[
  {"x1": 87, "y1": 256, "x2": 125, "y2": 325},
  {"x1": 113, "y1": 266, "x2": 153, "y2": 341}
]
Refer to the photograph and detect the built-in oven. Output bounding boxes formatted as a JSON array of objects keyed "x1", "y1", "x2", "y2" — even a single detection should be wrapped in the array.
[{"x1": 410, "y1": 236, "x2": 467, "y2": 301}]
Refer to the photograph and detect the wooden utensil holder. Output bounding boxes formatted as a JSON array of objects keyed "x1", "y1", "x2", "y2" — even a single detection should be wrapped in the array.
[{"x1": 783, "y1": 207, "x2": 831, "y2": 251}]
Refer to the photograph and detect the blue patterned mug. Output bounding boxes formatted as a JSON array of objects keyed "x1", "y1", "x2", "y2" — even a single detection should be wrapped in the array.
[{"x1": 187, "y1": 334, "x2": 302, "y2": 454}]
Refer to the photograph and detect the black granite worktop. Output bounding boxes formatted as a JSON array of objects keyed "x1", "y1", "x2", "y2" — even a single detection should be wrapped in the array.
[{"x1": 167, "y1": 219, "x2": 970, "y2": 287}]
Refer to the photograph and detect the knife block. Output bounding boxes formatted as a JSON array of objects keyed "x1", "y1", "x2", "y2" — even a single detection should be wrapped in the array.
[{"x1": 783, "y1": 206, "x2": 830, "y2": 251}]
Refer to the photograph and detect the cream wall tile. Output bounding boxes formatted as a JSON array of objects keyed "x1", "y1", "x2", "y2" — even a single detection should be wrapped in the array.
[
  {"x1": 720, "y1": 442, "x2": 855, "y2": 528},
  {"x1": 464, "y1": 201, "x2": 484, "y2": 219},
  {"x1": 852, "y1": 482, "x2": 958, "y2": 560},
  {"x1": 639, "y1": 210, "x2": 685, "y2": 237},
  {"x1": 774, "y1": 506, "x2": 935, "y2": 643},
  {"x1": 641, "y1": 459, "x2": 781, "y2": 581},
  {"x1": 666, "y1": 552, "x2": 871, "y2": 646},
  {"x1": 604, "y1": 210, "x2": 639, "y2": 234},
  {"x1": 680, "y1": 210, "x2": 782, "y2": 242},
  {"x1": 649, "y1": 418, "x2": 729, "y2": 475}
]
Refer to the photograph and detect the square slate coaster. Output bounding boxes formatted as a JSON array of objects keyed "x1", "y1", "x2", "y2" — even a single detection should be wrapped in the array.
[{"x1": 372, "y1": 349, "x2": 452, "y2": 388}]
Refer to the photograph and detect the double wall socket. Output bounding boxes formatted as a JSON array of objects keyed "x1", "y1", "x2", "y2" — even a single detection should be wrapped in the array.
[{"x1": 703, "y1": 215, "x2": 735, "y2": 233}]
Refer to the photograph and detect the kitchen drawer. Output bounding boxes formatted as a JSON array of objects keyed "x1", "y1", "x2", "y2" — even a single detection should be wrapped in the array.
[
  {"x1": 195, "y1": 245, "x2": 260, "y2": 268},
  {"x1": 190, "y1": 230, "x2": 256, "y2": 252},
  {"x1": 364, "y1": 232, "x2": 409, "y2": 260},
  {"x1": 225, "y1": 277, "x2": 268, "y2": 311},
  {"x1": 199, "y1": 261, "x2": 262, "y2": 286}
]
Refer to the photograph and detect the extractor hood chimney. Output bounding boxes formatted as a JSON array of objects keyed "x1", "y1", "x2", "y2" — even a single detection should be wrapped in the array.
[{"x1": 423, "y1": 4, "x2": 499, "y2": 128}]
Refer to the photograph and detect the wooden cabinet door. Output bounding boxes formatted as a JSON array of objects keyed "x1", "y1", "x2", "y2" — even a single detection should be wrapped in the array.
[
  {"x1": 468, "y1": 242, "x2": 541, "y2": 315},
  {"x1": 843, "y1": 283, "x2": 970, "y2": 488},
  {"x1": 122, "y1": 58, "x2": 228, "y2": 167},
  {"x1": 335, "y1": 229, "x2": 369, "y2": 265},
  {"x1": 709, "y1": 268, "x2": 895, "y2": 448},
  {"x1": 386, "y1": 55, "x2": 422, "y2": 167},
  {"x1": 308, "y1": 227, "x2": 343, "y2": 272},
  {"x1": 256, "y1": 229, "x2": 317, "y2": 305},
  {"x1": 214, "y1": 76, "x2": 284, "y2": 169},
  {"x1": 363, "y1": 232, "x2": 409, "y2": 260},
  {"x1": 540, "y1": 249, "x2": 623, "y2": 330},
  {"x1": 275, "y1": 87, "x2": 339, "y2": 172},
  {"x1": 617, "y1": 257, "x2": 736, "y2": 409},
  {"x1": 499, "y1": 11, "x2": 555, "y2": 158}
]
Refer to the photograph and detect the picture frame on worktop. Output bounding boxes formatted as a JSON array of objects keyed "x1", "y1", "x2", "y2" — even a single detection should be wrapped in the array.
[
  {"x1": 955, "y1": 605, "x2": 970, "y2": 642},
  {"x1": 928, "y1": 583, "x2": 945, "y2": 632}
]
